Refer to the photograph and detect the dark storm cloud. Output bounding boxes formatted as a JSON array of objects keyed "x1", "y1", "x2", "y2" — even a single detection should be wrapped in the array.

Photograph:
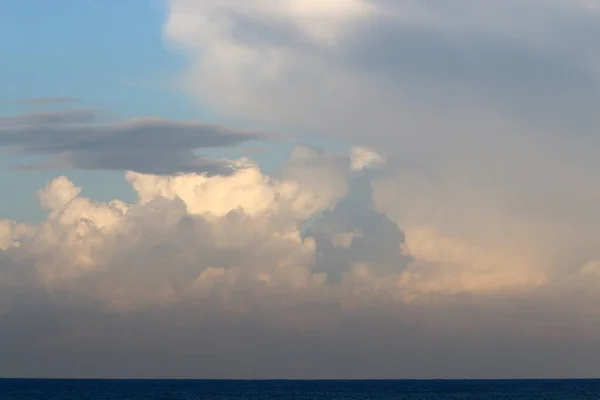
[{"x1": 0, "y1": 111, "x2": 268, "y2": 174}]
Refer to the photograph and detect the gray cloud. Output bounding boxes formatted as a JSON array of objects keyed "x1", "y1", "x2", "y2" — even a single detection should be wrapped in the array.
[
  {"x1": 0, "y1": 111, "x2": 267, "y2": 174},
  {"x1": 165, "y1": 0, "x2": 600, "y2": 151},
  {"x1": 307, "y1": 172, "x2": 411, "y2": 283},
  {"x1": 0, "y1": 110, "x2": 97, "y2": 127},
  {"x1": 339, "y1": 8, "x2": 600, "y2": 140},
  {"x1": 13, "y1": 97, "x2": 80, "y2": 104}
]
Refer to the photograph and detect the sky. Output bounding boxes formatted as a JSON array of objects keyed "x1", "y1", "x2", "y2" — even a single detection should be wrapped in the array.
[{"x1": 1, "y1": 0, "x2": 600, "y2": 379}]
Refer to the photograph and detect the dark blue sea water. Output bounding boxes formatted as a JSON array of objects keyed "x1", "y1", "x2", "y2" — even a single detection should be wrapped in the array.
[{"x1": 1, "y1": 379, "x2": 599, "y2": 399}]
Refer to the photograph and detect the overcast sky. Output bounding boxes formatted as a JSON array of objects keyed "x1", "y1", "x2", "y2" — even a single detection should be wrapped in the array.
[{"x1": 1, "y1": 0, "x2": 600, "y2": 379}]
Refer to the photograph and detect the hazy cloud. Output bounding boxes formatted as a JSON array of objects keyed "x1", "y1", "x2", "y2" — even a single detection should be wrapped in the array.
[
  {"x1": 0, "y1": 110, "x2": 97, "y2": 127},
  {"x1": 164, "y1": 0, "x2": 600, "y2": 139},
  {"x1": 13, "y1": 97, "x2": 80, "y2": 104}
]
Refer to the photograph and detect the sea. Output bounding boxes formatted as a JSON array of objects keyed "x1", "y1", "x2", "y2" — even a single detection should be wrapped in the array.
[{"x1": 1, "y1": 379, "x2": 599, "y2": 399}]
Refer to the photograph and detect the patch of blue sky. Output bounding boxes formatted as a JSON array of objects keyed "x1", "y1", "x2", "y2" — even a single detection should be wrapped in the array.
[
  {"x1": 0, "y1": 0, "x2": 197, "y2": 119},
  {"x1": 0, "y1": 0, "x2": 353, "y2": 223},
  {"x1": 0, "y1": 1, "x2": 183, "y2": 222}
]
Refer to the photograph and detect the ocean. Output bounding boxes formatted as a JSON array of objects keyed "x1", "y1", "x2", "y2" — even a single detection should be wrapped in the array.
[{"x1": 1, "y1": 379, "x2": 600, "y2": 399}]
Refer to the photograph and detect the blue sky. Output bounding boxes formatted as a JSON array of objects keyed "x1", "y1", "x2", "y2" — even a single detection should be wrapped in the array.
[
  {"x1": 0, "y1": 1, "x2": 193, "y2": 118},
  {"x1": 1, "y1": 1, "x2": 182, "y2": 221}
]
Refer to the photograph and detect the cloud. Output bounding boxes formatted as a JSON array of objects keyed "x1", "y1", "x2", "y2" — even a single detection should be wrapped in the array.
[
  {"x1": 3, "y1": 146, "x2": 600, "y2": 378},
  {"x1": 161, "y1": 0, "x2": 600, "y2": 252},
  {"x1": 350, "y1": 146, "x2": 386, "y2": 171},
  {"x1": 0, "y1": 110, "x2": 97, "y2": 127},
  {"x1": 37, "y1": 176, "x2": 82, "y2": 210},
  {"x1": 2, "y1": 0, "x2": 600, "y2": 379},
  {"x1": 13, "y1": 97, "x2": 79, "y2": 104},
  {"x1": 163, "y1": 0, "x2": 600, "y2": 293},
  {"x1": 0, "y1": 111, "x2": 268, "y2": 174},
  {"x1": 164, "y1": 0, "x2": 600, "y2": 141},
  {"x1": 150, "y1": 1, "x2": 600, "y2": 377},
  {"x1": 0, "y1": 146, "x2": 351, "y2": 300}
]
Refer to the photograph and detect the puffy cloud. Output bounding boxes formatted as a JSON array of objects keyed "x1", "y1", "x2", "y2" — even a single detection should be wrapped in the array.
[
  {"x1": 163, "y1": 0, "x2": 600, "y2": 299},
  {"x1": 165, "y1": 0, "x2": 374, "y2": 50},
  {"x1": 125, "y1": 145, "x2": 347, "y2": 220},
  {"x1": 37, "y1": 176, "x2": 82, "y2": 211},
  {"x1": 350, "y1": 146, "x2": 386, "y2": 171},
  {"x1": 3, "y1": 146, "x2": 600, "y2": 377},
  {"x1": 0, "y1": 111, "x2": 267, "y2": 174},
  {"x1": 162, "y1": 0, "x2": 600, "y2": 214},
  {"x1": 0, "y1": 220, "x2": 31, "y2": 251},
  {"x1": 0, "y1": 147, "x2": 352, "y2": 308},
  {"x1": 398, "y1": 226, "x2": 548, "y2": 296},
  {"x1": 5, "y1": 143, "x2": 571, "y2": 309},
  {"x1": 162, "y1": 2, "x2": 600, "y2": 292}
]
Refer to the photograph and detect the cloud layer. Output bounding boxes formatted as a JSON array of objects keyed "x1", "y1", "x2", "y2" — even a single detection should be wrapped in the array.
[{"x1": 0, "y1": 110, "x2": 266, "y2": 174}]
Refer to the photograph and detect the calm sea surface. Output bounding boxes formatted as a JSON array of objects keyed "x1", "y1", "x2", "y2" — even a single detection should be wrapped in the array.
[{"x1": 1, "y1": 379, "x2": 599, "y2": 399}]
